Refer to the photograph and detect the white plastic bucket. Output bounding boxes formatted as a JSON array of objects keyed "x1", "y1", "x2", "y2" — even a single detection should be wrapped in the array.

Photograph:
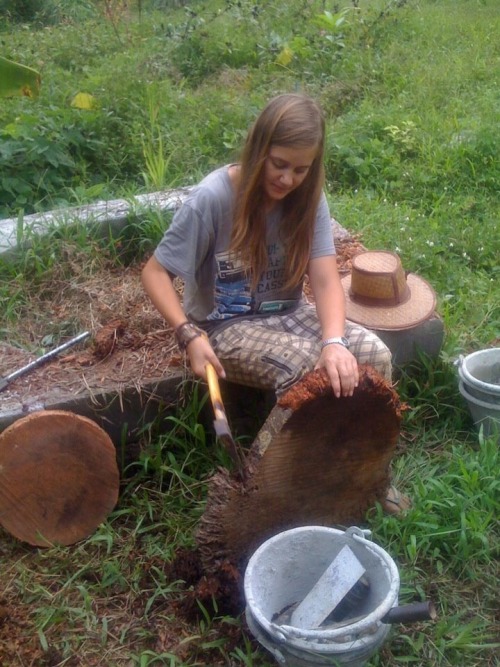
[
  {"x1": 457, "y1": 348, "x2": 500, "y2": 404},
  {"x1": 459, "y1": 380, "x2": 500, "y2": 441},
  {"x1": 244, "y1": 526, "x2": 400, "y2": 667}
]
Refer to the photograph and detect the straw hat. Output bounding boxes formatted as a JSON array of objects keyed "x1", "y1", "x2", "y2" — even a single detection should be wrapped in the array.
[{"x1": 341, "y1": 250, "x2": 437, "y2": 331}]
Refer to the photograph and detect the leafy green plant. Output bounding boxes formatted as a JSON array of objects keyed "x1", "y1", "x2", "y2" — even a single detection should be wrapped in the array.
[
  {"x1": 168, "y1": 10, "x2": 260, "y2": 84},
  {"x1": 0, "y1": 0, "x2": 60, "y2": 25},
  {"x1": 0, "y1": 107, "x2": 104, "y2": 216},
  {"x1": 0, "y1": 56, "x2": 41, "y2": 98}
]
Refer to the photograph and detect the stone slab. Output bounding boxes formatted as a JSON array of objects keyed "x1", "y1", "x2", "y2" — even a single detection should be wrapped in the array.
[{"x1": 0, "y1": 187, "x2": 192, "y2": 258}]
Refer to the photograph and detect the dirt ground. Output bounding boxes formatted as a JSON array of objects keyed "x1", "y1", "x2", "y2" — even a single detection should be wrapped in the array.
[{"x1": 0, "y1": 542, "x2": 251, "y2": 667}]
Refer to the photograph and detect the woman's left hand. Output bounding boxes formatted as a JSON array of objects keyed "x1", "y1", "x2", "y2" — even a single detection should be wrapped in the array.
[{"x1": 315, "y1": 343, "x2": 359, "y2": 398}]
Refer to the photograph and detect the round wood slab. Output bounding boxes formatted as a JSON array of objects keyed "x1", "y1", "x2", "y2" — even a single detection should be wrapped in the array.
[{"x1": 0, "y1": 410, "x2": 119, "y2": 546}]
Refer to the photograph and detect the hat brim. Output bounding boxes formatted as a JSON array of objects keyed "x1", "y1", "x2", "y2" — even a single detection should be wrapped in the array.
[{"x1": 341, "y1": 272, "x2": 437, "y2": 331}]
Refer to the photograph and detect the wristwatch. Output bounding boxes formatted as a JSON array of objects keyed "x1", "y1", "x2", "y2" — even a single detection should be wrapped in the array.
[
  {"x1": 321, "y1": 336, "x2": 350, "y2": 350},
  {"x1": 175, "y1": 321, "x2": 204, "y2": 351}
]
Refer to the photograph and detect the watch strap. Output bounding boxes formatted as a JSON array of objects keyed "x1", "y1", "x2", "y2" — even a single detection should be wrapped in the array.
[{"x1": 321, "y1": 336, "x2": 350, "y2": 350}]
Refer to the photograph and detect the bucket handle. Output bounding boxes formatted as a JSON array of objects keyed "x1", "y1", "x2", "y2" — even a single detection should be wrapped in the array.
[{"x1": 345, "y1": 526, "x2": 372, "y2": 541}]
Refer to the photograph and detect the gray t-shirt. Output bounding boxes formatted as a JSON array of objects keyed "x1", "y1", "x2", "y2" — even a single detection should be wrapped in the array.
[{"x1": 154, "y1": 165, "x2": 335, "y2": 326}]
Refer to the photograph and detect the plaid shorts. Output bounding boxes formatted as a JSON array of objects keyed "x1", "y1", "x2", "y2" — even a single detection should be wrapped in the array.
[{"x1": 209, "y1": 302, "x2": 392, "y2": 393}]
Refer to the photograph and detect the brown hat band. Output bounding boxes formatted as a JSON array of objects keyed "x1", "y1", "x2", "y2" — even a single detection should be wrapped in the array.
[
  {"x1": 349, "y1": 277, "x2": 411, "y2": 308},
  {"x1": 349, "y1": 250, "x2": 412, "y2": 308}
]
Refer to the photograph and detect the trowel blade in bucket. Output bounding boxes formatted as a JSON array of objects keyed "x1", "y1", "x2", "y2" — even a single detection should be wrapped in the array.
[{"x1": 290, "y1": 544, "x2": 366, "y2": 630}]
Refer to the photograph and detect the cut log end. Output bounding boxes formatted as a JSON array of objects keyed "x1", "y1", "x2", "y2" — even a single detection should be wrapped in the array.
[{"x1": 0, "y1": 410, "x2": 119, "y2": 546}]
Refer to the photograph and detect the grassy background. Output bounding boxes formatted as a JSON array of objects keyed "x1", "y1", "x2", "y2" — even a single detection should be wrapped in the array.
[{"x1": 1, "y1": 1, "x2": 499, "y2": 665}]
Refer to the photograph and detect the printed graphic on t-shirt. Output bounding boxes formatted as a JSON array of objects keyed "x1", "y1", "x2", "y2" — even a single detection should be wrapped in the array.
[
  {"x1": 207, "y1": 251, "x2": 252, "y2": 320},
  {"x1": 206, "y1": 246, "x2": 301, "y2": 321},
  {"x1": 256, "y1": 242, "x2": 285, "y2": 295}
]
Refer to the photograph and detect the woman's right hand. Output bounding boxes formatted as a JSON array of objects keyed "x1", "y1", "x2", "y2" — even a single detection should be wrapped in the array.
[{"x1": 186, "y1": 335, "x2": 226, "y2": 381}]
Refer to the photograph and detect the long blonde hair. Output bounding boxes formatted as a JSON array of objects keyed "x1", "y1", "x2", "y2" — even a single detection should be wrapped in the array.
[{"x1": 231, "y1": 93, "x2": 325, "y2": 290}]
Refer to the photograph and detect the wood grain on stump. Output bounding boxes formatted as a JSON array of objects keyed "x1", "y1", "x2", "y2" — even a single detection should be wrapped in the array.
[{"x1": 0, "y1": 410, "x2": 119, "y2": 546}]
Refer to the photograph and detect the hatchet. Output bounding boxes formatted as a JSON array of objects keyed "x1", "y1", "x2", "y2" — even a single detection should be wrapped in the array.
[{"x1": 205, "y1": 361, "x2": 248, "y2": 483}]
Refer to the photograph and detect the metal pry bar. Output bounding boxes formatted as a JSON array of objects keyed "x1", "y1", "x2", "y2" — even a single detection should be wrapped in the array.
[{"x1": 0, "y1": 331, "x2": 91, "y2": 392}]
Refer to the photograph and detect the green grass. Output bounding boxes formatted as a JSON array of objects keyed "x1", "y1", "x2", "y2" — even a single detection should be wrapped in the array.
[{"x1": 1, "y1": 1, "x2": 499, "y2": 665}]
